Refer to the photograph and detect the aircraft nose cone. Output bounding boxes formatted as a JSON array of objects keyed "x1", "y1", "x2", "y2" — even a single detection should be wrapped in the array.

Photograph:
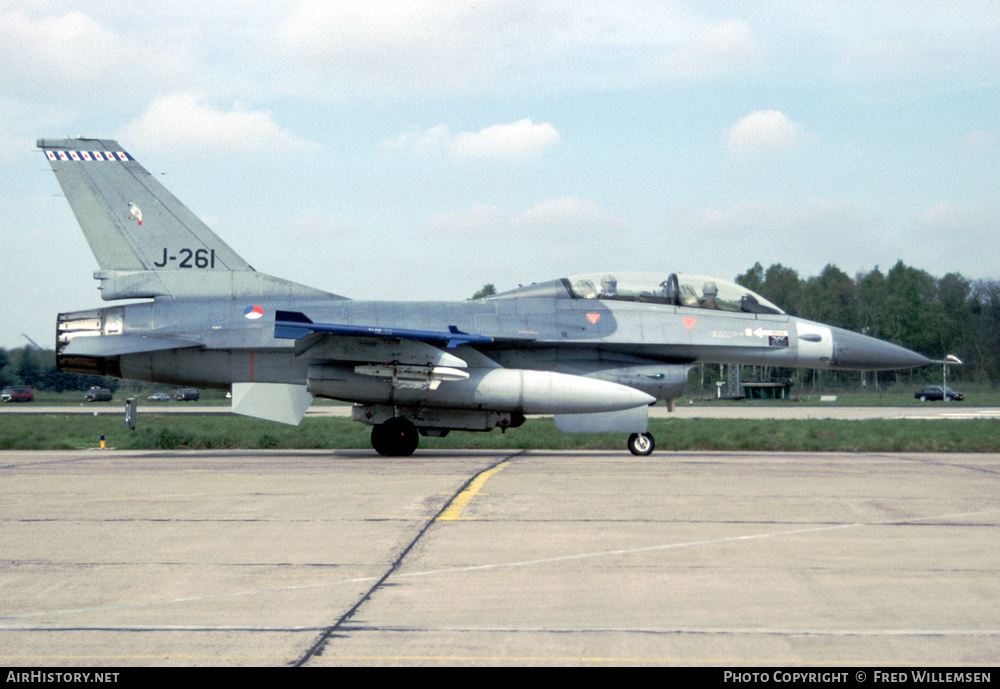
[{"x1": 830, "y1": 329, "x2": 931, "y2": 370}]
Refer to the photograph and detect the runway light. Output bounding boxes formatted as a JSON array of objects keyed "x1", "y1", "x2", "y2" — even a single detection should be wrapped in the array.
[{"x1": 943, "y1": 354, "x2": 962, "y2": 403}]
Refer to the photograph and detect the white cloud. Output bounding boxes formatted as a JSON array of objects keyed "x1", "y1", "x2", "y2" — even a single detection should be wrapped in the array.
[
  {"x1": 667, "y1": 198, "x2": 998, "y2": 281},
  {"x1": 426, "y1": 204, "x2": 509, "y2": 237},
  {"x1": 117, "y1": 92, "x2": 316, "y2": 155},
  {"x1": 0, "y1": 9, "x2": 194, "y2": 104},
  {"x1": 512, "y1": 197, "x2": 621, "y2": 235},
  {"x1": 659, "y1": 21, "x2": 766, "y2": 79},
  {"x1": 667, "y1": 198, "x2": 880, "y2": 277},
  {"x1": 0, "y1": 125, "x2": 30, "y2": 162},
  {"x1": 382, "y1": 125, "x2": 452, "y2": 153},
  {"x1": 7, "y1": 2, "x2": 997, "y2": 109},
  {"x1": 272, "y1": 2, "x2": 768, "y2": 95},
  {"x1": 839, "y1": 40, "x2": 932, "y2": 81},
  {"x1": 427, "y1": 197, "x2": 621, "y2": 238},
  {"x1": 385, "y1": 119, "x2": 560, "y2": 160},
  {"x1": 726, "y1": 110, "x2": 804, "y2": 157},
  {"x1": 275, "y1": 2, "x2": 508, "y2": 94},
  {"x1": 683, "y1": 198, "x2": 868, "y2": 233},
  {"x1": 962, "y1": 130, "x2": 1000, "y2": 149},
  {"x1": 0, "y1": 10, "x2": 120, "y2": 92},
  {"x1": 419, "y1": 197, "x2": 629, "y2": 289},
  {"x1": 912, "y1": 203, "x2": 998, "y2": 242},
  {"x1": 424, "y1": 197, "x2": 625, "y2": 272},
  {"x1": 450, "y1": 120, "x2": 561, "y2": 160},
  {"x1": 279, "y1": 210, "x2": 358, "y2": 239},
  {"x1": 902, "y1": 204, "x2": 1000, "y2": 279}
]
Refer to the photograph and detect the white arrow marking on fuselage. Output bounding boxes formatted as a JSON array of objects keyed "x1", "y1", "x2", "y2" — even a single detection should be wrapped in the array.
[{"x1": 746, "y1": 328, "x2": 789, "y2": 339}]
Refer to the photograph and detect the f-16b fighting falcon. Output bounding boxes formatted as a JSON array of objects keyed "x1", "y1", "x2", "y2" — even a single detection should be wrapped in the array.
[{"x1": 40, "y1": 138, "x2": 931, "y2": 456}]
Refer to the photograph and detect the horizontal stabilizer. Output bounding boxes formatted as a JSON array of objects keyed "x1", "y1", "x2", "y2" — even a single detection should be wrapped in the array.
[
  {"x1": 555, "y1": 406, "x2": 649, "y2": 434},
  {"x1": 61, "y1": 334, "x2": 202, "y2": 357},
  {"x1": 231, "y1": 382, "x2": 313, "y2": 425},
  {"x1": 274, "y1": 311, "x2": 493, "y2": 348}
]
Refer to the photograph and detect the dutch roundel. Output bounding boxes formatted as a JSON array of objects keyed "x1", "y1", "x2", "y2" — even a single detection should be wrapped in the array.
[{"x1": 244, "y1": 305, "x2": 264, "y2": 320}]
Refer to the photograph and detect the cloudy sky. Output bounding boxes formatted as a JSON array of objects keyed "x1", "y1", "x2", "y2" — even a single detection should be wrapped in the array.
[{"x1": 2, "y1": 1, "x2": 998, "y2": 348}]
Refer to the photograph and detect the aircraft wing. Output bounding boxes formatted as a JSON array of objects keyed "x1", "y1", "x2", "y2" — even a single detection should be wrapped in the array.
[{"x1": 273, "y1": 310, "x2": 504, "y2": 390}]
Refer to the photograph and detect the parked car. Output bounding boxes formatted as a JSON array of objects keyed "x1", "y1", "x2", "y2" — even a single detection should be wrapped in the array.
[
  {"x1": 147, "y1": 392, "x2": 171, "y2": 402},
  {"x1": 174, "y1": 388, "x2": 200, "y2": 401},
  {"x1": 85, "y1": 387, "x2": 113, "y2": 402},
  {"x1": 914, "y1": 385, "x2": 964, "y2": 402},
  {"x1": 1, "y1": 386, "x2": 34, "y2": 403}
]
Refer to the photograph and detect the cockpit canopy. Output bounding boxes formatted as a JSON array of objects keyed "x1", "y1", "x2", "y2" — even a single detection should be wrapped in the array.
[{"x1": 565, "y1": 272, "x2": 784, "y2": 314}]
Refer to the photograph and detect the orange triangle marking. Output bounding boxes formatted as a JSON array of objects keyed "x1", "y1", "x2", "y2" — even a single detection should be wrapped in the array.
[
  {"x1": 586, "y1": 313, "x2": 601, "y2": 325},
  {"x1": 683, "y1": 317, "x2": 696, "y2": 329}
]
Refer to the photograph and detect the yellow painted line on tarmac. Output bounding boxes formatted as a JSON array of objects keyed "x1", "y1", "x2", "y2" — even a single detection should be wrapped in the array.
[{"x1": 437, "y1": 460, "x2": 512, "y2": 521}]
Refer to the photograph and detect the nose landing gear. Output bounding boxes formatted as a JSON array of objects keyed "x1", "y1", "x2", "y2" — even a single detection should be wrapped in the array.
[{"x1": 627, "y1": 432, "x2": 655, "y2": 456}]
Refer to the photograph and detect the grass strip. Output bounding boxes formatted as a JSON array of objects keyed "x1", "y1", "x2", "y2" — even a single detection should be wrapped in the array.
[{"x1": 1, "y1": 414, "x2": 998, "y2": 453}]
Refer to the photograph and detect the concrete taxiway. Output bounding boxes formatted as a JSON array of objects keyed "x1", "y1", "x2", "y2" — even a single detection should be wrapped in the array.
[{"x1": 1, "y1": 449, "x2": 998, "y2": 666}]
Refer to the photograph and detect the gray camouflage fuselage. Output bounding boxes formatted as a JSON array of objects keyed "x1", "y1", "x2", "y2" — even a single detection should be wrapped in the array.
[
  {"x1": 59, "y1": 278, "x2": 926, "y2": 401},
  {"x1": 41, "y1": 137, "x2": 931, "y2": 455}
]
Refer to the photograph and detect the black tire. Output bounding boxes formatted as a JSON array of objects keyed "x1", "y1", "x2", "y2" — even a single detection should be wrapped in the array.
[
  {"x1": 371, "y1": 417, "x2": 419, "y2": 457},
  {"x1": 627, "y1": 432, "x2": 655, "y2": 456}
]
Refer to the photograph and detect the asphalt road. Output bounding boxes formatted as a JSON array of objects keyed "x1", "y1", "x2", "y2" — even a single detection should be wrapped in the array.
[{"x1": 2, "y1": 448, "x2": 997, "y2": 666}]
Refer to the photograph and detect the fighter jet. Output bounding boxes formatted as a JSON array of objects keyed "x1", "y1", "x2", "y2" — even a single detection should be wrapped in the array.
[{"x1": 40, "y1": 138, "x2": 931, "y2": 456}]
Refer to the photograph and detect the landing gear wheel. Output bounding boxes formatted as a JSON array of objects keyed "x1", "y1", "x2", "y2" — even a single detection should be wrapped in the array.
[
  {"x1": 627, "y1": 432, "x2": 655, "y2": 456},
  {"x1": 371, "y1": 417, "x2": 419, "y2": 457}
]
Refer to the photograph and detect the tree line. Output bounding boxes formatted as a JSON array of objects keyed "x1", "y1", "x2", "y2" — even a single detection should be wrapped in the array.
[
  {"x1": 0, "y1": 348, "x2": 118, "y2": 393},
  {"x1": 735, "y1": 260, "x2": 1000, "y2": 386}
]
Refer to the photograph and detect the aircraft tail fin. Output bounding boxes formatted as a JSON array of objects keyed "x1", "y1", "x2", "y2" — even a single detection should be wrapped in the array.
[
  {"x1": 39, "y1": 138, "x2": 335, "y2": 301},
  {"x1": 39, "y1": 138, "x2": 251, "y2": 273}
]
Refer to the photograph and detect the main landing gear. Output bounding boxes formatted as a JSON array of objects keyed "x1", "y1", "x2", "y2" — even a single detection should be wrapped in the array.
[
  {"x1": 627, "y1": 432, "x2": 655, "y2": 456},
  {"x1": 371, "y1": 417, "x2": 419, "y2": 457},
  {"x1": 370, "y1": 416, "x2": 656, "y2": 457}
]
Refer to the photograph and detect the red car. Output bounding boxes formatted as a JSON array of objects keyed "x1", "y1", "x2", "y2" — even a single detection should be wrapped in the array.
[{"x1": 1, "y1": 386, "x2": 34, "y2": 402}]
